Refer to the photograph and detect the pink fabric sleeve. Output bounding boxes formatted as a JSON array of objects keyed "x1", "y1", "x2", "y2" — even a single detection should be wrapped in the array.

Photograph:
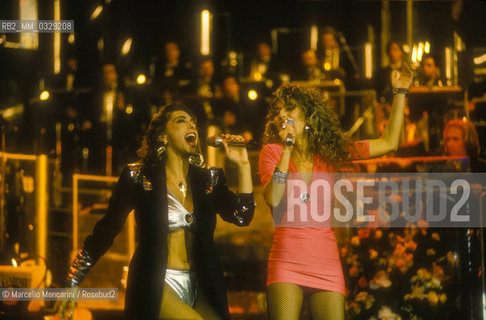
[
  {"x1": 259, "y1": 144, "x2": 283, "y2": 187},
  {"x1": 349, "y1": 140, "x2": 370, "y2": 160}
]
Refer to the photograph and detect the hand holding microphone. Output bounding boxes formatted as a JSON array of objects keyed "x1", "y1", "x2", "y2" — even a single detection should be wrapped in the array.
[
  {"x1": 209, "y1": 134, "x2": 250, "y2": 166},
  {"x1": 207, "y1": 134, "x2": 249, "y2": 148},
  {"x1": 278, "y1": 117, "x2": 296, "y2": 147}
]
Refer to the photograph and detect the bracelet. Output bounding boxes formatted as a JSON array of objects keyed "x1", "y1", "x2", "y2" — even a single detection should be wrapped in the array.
[
  {"x1": 392, "y1": 88, "x2": 408, "y2": 95},
  {"x1": 67, "y1": 249, "x2": 94, "y2": 287},
  {"x1": 272, "y1": 168, "x2": 289, "y2": 184}
]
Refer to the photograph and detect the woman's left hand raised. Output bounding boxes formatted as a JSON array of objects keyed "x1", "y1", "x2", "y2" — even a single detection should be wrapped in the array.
[
  {"x1": 392, "y1": 62, "x2": 413, "y2": 89},
  {"x1": 221, "y1": 134, "x2": 250, "y2": 166}
]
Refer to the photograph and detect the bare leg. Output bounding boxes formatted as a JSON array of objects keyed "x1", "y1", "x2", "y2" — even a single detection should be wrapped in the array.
[{"x1": 159, "y1": 284, "x2": 203, "y2": 320}]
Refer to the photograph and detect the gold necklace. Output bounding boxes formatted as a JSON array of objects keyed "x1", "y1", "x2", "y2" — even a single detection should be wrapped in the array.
[
  {"x1": 178, "y1": 182, "x2": 187, "y2": 199},
  {"x1": 168, "y1": 172, "x2": 187, "y2": 200}
]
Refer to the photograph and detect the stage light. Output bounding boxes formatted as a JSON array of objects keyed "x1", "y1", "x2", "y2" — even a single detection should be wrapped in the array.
[
  {"x1": 90, "y1": 5, "x2": 103, "y2": 21},
  {"x1": 122, "y1": 38, "x2": 132, "y2": 55},
  {"x1": 12, "y1": 258, "x2": 18, "y2": 268},
  {"x1": 445, "y1": 47, "x2": 452, "y2": 83},
  {"x1": 324, "y1": 62, "x2": 331, "y2": 71},
  {"x1": 68, "y1": 33, "x2": 75, "y2": 44},
  {"x1": 97, "y1": 38, "x2": 104, "y2": 51},
  {"x1": 201, "y1": 10, "x2": 211, "y2": 56},
  {"x1": 310, "y1": 25, "x2": 318, "y2": 50},
  {"x1": 417, "y1": 42, "x2": 424, "y2": 62},
  {"x1": 364, "y1": 42, "x2": 373, "y2": 79},
  {"x1": 463, "y1": 117, "x2": 467, "y2": 122},
  {"x1": 248, "y1": 90, "x2": 258, "y2": 101},
  {"x1": 474, "y1": 54, "x2": 486, "y2": 65},
  {"x1": 253, "y1": 72, "x2": 262, "y2": 81},
  {"x1": 125, "y1": 105, "x2": 133, "y2": 114},
  {"x1": 136, "y1": 74, "x2": 146, "y2": 84},
  {"x1": 424, "y1": 41, "x2": 430, "y2": 54},
  {"x1": 40, "y1": 90, "x2": 50, "y2": 101},
  {"x1": 402, "y1": 44, "x2": 410, "y2": 54},
  {"x1": 53, "y1": 0, "x2": 61, "y2": 74},
  {"x1": 411, "y1": 44, "x2": 418, "y2": 63}
]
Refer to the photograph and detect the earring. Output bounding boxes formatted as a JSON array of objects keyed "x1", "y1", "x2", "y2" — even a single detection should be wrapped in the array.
[
  {"x1": 156, "y1": 142, "x2": 167, "y2": 160},
  {"x1": 189, "y1": 153, "x2": 205, "y2": 167}
]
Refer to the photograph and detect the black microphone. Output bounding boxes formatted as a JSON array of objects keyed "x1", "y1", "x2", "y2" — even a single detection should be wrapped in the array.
[{"x1": 207, "y1": 136, "x2": 250, "y2": 148}]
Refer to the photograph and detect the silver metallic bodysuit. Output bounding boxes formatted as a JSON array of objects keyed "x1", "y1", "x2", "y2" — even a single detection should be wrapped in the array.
[{"x1": 164, "y1": 190, "x2": 197, "y2": 307}]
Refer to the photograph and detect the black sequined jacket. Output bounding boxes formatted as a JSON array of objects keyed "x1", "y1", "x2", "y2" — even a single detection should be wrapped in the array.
[{"x1": 80, "y1": 160, "x2": 255, "y2": 319}]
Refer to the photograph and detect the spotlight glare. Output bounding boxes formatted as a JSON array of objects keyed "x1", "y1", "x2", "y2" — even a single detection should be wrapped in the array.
[
  {"x1": 90, "y1": 5, "x2": 103, "y2": 21},
  {"x1": 40, "y1": 90, "x2": 50, "y2": 101},
  {"x1": 310, "y1": 25, "x2": 318, "y2": 50},
  {"x1": 417, "y1": 42, "x2": 424, "y2": 62},
  {"x1": 68, "y1": 33, "x2": 75, "y2": 44},
  {"x1": 201, "y1": 10, "x2": 211, "y2": 56},
  {"x1": 126, "y1": 105, "x2": 133, "y2": 114},
  {"x1": 424, "y1": 41, "x2": 430, "y2": 54},
  {"x1": 248, "y1": 90, "x2": 258, "y2": 101},
  {"x1": 122, "y1": 38, "x2": 132, "y2": 55},
  {"x1": 12, "y1": 258, "x2": 18, "y2": 268},
  {"x1": 136, "y1": 74, "x2": 146, "y2": 84}
]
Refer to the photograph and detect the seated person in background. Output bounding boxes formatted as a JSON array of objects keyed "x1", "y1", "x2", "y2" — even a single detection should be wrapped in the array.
[
  {"x1": 192, "y1": 58, "x2": 221, "y2": 99},
  {"x1": 213, "y1": 76, "x2": 255, "y2": 141},
  {"x1": 443, "y1": 118, "x2": 486, "y2": 172},
  {"x1": 294, "y1": 50, "x2": 323, "y2": 82},
  {"x1": 155, "y1": 41, "x2": 193, "y2": 98},
  {"x1": 376, "y1": 40, "x2": 405, "y2": 104},
  {"x1": 185, "y1": 58, "x2": 222, "y2": 131},
  {"x1": 319, "y1": 27, "x2": 346, "y2": 81},
  {"x1": 248, "y1": 42, "x2": 279, "y2": 88},
  {"x1": 416, "y1": 55, "x2": 443, "y2": 88}
]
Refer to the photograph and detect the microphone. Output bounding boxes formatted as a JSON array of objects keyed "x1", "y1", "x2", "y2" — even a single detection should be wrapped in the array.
[
  {"x1": 281, "y1": 118, "x2": 295, "y2": 146},
  {"x1": 207, "y1": 136, "x2": 250, "y2": 148}
]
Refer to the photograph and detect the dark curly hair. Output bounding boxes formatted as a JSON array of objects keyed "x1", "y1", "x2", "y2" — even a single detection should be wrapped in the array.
[
  {"x1": 137, "y1": 103, "x2": 197, "y2": 166},
  {"x1": 263, "y1": 83, "x2": 350, "y2": 168}
]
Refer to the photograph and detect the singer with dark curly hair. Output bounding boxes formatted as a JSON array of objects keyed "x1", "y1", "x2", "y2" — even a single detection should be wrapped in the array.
[
  {"x1": 259, "y1": 65, "x2": 412, "y2": 319},
  {"x1": 59, "y1": 103, "x2": 255, "y2": 320}
]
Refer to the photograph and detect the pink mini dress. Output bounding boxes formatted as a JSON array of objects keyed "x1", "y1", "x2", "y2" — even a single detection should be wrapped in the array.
[{"x1": 259, "y1": 142, "x2": 369, "y2": 294}]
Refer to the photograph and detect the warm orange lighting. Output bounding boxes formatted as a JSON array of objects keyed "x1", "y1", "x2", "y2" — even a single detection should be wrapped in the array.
[
  {"x1": 91, "y1": 5, "x2": 103, "y2": 20},
  {"x1": 122, "y1": 38, "x2": 132, "y2": 55},
  {"x1": 310, "y1": 25, "x2": 318, "y2": 50},
  {"x1": 201, "y1": 10, "x2": 211, "y2": 56},
  {"x1": 136, "y1": 74, "x2": 146, "y2": 84},
  {"x1": 35, "y1": 154, "x2": 48, "y2": 264},
  {"x1": 248, "y1": 90, "x2": 258, "y2": 101},
  {"x1": 40, "y1": 90, "x2": 50, "y2": 101},
  {"x1": 12, "y1": 259, "x2": 18, "y2": 268}
]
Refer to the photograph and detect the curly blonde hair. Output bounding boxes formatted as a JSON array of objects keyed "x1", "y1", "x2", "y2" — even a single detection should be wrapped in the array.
[{"x1": 263, "y1": 83, "x2": 350, "y2": 167}]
